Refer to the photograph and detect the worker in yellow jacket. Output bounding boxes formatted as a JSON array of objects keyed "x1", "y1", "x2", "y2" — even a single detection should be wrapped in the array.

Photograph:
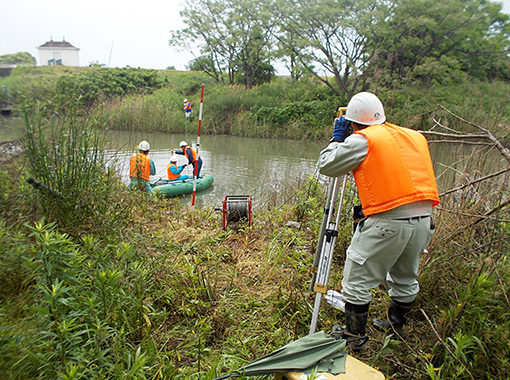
[
  {"x1": 318, "y1": 92, "x2": 439, "y2": 350},
  {"x1": 129, "y1": 141, "x2": 156, "y2": 193}
]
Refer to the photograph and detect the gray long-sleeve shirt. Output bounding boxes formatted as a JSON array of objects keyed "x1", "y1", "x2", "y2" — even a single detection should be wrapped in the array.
[{"x1": 318, "y1": 134, "x2": 369, "y2": 177}]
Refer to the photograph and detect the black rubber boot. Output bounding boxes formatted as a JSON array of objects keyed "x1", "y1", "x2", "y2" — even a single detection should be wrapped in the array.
[
  {"x1": 373, "y1": 299, "x2": 414, "y2": 339},
  {"x1": 331, "y1": 302, "x2": 369, "y2": 353}
]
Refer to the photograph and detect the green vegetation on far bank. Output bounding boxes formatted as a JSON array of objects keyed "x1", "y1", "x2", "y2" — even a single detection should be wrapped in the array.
[{"x1": 2, "y1": 66, "x2": 509, "y2": 144}]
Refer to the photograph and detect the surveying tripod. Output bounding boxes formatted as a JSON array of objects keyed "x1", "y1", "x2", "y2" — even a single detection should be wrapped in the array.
[{"x1": 309, "y1": 107, "x2": 349, "y2": 335}]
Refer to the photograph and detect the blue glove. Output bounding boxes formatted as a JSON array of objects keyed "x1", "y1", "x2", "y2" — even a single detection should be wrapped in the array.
[{"x1": 332, "y1": 116, "x2": 352, "y2": 142}]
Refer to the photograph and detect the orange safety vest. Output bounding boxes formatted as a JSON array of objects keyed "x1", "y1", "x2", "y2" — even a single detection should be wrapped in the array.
[
  {"x1": 167, "y1": 163, "x2": 180, "y2": 180},
  {"x1": 129, "y1": 153, "x2": 151, "y2": 181},
  {"x1": 183, "y1": 146, "x2": 200, "y2": 163},
  {"x1": 184, "y1": 102, "x2": 191, "y2": 111},
  {"x1": 353, "y1": 123, "x2": 440, "y2": 216}
]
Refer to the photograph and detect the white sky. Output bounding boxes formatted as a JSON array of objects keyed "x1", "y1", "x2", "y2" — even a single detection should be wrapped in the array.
[
  {"x1": 1, "y1": 0, "x2": 193, "y2": 70},
  {"x1": 1, "y1": 0, "x2": 510, "y2": 71}
]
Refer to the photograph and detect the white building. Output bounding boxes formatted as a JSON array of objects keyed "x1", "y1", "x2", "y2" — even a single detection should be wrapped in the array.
[{"x1": 37, "y1": 38, "x2": 80, "y2": 66}]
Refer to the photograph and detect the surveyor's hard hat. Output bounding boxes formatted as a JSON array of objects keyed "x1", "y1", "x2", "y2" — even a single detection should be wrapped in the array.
[
  {"x1": 184, "y1": 99, "x2": 188, "y2": 102},
  {"x1": 345, "y1": 92, "x2": 386, "y2": 125},
  {"x1": 170, "y1": 155, "x2": 178, "y2": 162},
  {"x1": 179, "y1": 141, "x2": 187, "y2": 147},
  {"x1": 138, "y1": 141, "x2": 150, "y2": 151}
]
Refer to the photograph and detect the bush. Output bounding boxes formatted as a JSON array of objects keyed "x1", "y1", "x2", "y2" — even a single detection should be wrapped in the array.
[{"x1": 55, "y1": 67, "x2": 167, "y2": 108}]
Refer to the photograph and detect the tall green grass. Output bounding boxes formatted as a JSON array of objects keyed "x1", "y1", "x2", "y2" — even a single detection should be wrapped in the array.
[{"x1": 20, "y1": 101, "x2": 125, "y2": 236}]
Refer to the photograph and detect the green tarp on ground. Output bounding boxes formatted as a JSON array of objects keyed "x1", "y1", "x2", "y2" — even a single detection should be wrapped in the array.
[{"x1": 215, "y1": 331, "x2": 349, "y2": 379}]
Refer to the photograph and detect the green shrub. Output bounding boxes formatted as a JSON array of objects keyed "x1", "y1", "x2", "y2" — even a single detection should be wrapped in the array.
[{"x1": 55, "y1": 67, "x2": 167, "y2": 108}]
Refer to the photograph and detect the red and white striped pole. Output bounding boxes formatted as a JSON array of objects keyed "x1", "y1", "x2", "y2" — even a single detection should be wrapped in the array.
[{"x1": 192, "y1": 84, "x2": 204, "y2": 206}]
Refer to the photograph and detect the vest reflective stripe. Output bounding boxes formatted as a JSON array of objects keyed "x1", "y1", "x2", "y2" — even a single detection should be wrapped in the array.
[
  {"x1": 353, "y1": 123, "x2": 440, "y2": 216},
  {"x1": 167, "y1": 163, "x2": 180, "y2": 180},
  {"x1": 184, "y1": 146, "x2": 200, "y2": 163},
  {"x1": 184, "y1": 102, "x2": 191, "y2": 111},
  {"x1": 129, "y1": 153, "x2": 151, "y2": 181}
]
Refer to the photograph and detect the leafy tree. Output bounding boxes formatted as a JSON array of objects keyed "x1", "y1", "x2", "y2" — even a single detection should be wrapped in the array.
[
  {"x1": 272, "y1": 27, "x2": 308, "y2": 81},
  {"x1": 367, "y1": 0, "x2": 510, "y2": 86},
  {"x1": 170, "y1": 0, "x2": 234, "y2": 84},
  {"x1": 235, "y1": 60, "x2": 275, "y2": 86},
  {"x1": 0, "y1": 52, "x2": 36, "y2": 65},
  {"x1": 170, "y1": 0, "x2": 276, "y2": 88},
  {"x1": 186, "y1": 55, "x2": 218, "y2": 76},
  {"x1": 273, "y1": 0, "x2": 388, "y2": 97}
]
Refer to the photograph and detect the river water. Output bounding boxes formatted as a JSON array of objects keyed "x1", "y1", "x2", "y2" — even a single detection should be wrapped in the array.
[
  {"x1": 105, "y1": 130, "x2": 325, "y2": 209},
  {"x1": 3, "y1": 116, "x2": 506, "y2": 210}
]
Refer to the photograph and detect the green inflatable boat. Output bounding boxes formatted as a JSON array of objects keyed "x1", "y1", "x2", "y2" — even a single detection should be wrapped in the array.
[{"x1": 150, "y1": 175, "x2": 214, "y2": 197}]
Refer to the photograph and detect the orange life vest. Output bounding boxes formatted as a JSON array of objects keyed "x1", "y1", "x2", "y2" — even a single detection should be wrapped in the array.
[
  {"x1": 129, "y1": 153, "x2": 151, "y2": 181},
  {"x1": 353, "y1": 122, "x2": 440, "y2": 216},
  {"x1": 183, "y1": 146, "x2": 200, "y2": 163},
  {"x1": 167, "y1": 163, "x2": 180, "y2": 180}
]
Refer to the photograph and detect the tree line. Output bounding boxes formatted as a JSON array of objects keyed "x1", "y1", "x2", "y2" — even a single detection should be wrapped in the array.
[{"x1": 169, "y1": 0, "x2": 510, "y2": 94}]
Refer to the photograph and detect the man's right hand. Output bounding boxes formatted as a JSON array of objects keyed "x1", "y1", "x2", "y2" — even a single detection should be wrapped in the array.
[{"x1": 332, "y1": 116, "x2": 352, "y2": 142}]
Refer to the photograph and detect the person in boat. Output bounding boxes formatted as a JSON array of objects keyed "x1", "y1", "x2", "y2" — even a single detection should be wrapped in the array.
[
  {"x1": 129, "y1": 140, "x2": 156, "y2": 193},
  {"x1": 318, "y1": 92, "x2": 439, "y2": 350},
  {"x1": 167, "y1": 155, "x2": 189, "y2": 181},
  {"x1": 183, "y1": 98, "x2": 192, "y2": 122},
  {"x1": 175, "y1": 141, "x2": 203, "y2": 178}
]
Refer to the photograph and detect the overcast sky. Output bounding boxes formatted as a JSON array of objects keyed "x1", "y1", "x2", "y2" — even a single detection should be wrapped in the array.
[{"x1": 2, "y1": 0, "x2": 510, "y2": 71}]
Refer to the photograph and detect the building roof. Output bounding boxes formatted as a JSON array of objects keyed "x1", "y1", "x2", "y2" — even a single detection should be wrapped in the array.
[{"x1": 37, "y1": 40, "x2": 79, "y2": 49}]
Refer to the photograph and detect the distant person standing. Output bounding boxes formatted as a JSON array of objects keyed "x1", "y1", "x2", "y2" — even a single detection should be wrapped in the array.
[
  {"x1": 167, "y1": 155, "x2": 189, "y2": 181},
  {"x1": 129, "y1": 141, "x2": 156, "y2": 193},
  {"x1": 176, "y1": 141, "x2": 203, "y2": 178},
  {"x1": 183, "y1": 98, "x2": 192, "y2": 122}
]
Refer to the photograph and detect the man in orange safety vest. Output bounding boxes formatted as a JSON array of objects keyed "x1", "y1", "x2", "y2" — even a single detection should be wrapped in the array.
[
  {"x1": 183, "y1": 98, "x2": 192, "y2": 122},
  {"x1": 318, "y1": 92, "x2": 439, "y2": 351},
  {"x1": 129, "y1": 140, "x2": 156, "y2": 193}
]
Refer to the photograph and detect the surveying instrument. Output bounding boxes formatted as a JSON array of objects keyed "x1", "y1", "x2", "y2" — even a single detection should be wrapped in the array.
[{"x1": 309, "y1": 107, "x2": 349, "y2": 335}]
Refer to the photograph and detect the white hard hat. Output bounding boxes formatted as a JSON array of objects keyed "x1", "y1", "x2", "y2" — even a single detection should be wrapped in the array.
[
  {"x1": 345, "y1": 92, "x2": 386, "y2": 125},
  {"x1": 179, "y1": 141, "x2": 187, "y2": 147},
  {"x1": 170, "y1": 155, "x2": 178, "y2": 162},
  {"x1": 184, "y1": 99, "x2": 188, "y2": 102},
  {"x1": 138, "y1": 140, "x2": 150, "y2": 151}
]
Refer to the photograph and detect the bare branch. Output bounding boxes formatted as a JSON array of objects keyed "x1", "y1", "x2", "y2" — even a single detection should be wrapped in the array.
[
  {"x1": 440, "y1": 168, "x2": 510, "y2": 197},
  {"x1": 420, "y1": 309, "x2": 476, "y2": 380},
  {"x1": 439, "y1": 106, "x2": 510, "y2": 163}
]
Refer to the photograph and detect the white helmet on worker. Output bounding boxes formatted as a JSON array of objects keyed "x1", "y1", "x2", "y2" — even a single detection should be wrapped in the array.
[
  {"x1": 345, "y1": 92, "x2": 386, "y2": 126},
  {"x1": 184, "y1": 99, "x2": 188, "y2": 102},
  {"x1": 138, "y1": 140, "x2": 150, "y2": 151},
  {"x1": 179, "y1": 141, "x2": 187, "y2": 147},
  {"x1": 170, "y1": 155, "x2": 178, "y2": 162}
]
